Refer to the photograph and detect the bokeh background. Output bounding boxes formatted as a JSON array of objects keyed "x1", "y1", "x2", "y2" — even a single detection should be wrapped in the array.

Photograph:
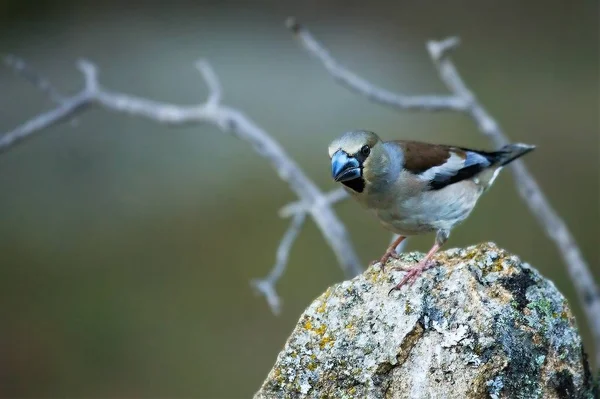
[{"x1": 0, "y1": 0, "x2": 598, "y2": 397}]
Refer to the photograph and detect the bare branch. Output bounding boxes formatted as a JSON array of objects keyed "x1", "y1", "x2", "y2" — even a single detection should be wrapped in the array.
[
  {"x1": 289, "y1": 19, "x2": 600, "y2": 362},
  {"x1": 286, "y1": 18, "x2": 468, "y2": 112},
  {"x1": 251, "y1": 212, "x2": 306, "y2": 315},
  {"x1": 2, "y1": 57, "x2": 363, "y2": 311},
  {"x1": 279, "y1": 187, "x2": 348, "y2": 218}
]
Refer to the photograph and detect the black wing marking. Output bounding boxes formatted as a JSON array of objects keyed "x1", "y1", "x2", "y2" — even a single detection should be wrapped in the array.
[{"x1": 426, "y1": 149, "x2": 494, "y2": 190}]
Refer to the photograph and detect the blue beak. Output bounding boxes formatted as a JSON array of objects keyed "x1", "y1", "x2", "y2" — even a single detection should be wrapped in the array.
[{"x1": 331, "y1": 150, "x2": 361, "y2": 182}]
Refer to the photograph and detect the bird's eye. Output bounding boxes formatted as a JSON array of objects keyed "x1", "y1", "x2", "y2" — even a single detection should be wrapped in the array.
[{"x1": 360, "y1": 145, "x2": 371, "y2": 156}]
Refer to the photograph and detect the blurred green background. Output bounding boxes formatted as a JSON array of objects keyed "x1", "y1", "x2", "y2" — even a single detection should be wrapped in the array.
[{"x1": 0, "y1": 0, "x2": 598, "y2": 397}]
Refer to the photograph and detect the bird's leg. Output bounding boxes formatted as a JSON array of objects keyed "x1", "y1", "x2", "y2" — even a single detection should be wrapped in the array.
[
  {"x1": 371, "y1": 235, "x2": 406, "y2": 270},
  {"x1": 389, "y1": 230, "x2": 449, "y2": 293}
]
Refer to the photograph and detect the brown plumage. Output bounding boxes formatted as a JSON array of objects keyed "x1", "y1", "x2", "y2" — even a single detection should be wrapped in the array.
[{"x1": 395, "y1": 140, "x2": 462, "y2": 174}]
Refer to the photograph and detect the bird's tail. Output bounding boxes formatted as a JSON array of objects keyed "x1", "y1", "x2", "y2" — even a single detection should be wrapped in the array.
[{"x1": 493, "y1": 143, "x2": 536, "y2": 166}]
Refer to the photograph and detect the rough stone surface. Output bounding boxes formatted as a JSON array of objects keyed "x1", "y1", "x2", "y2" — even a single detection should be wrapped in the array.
[{"x1": 255, "y1": 242, "x2": 597, "y2": 399}]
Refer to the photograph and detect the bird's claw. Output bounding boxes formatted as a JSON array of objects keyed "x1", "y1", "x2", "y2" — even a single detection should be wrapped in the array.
[
  {"x1": 373, "y1": 250, "x2": 400, "y2": 271},
  {"x1": 388, "y1": 260, "x2": 436, "y2": 295}
]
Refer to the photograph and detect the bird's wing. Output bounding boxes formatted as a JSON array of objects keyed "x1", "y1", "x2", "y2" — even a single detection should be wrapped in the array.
[{"x1": 393, "y1": 140, "x2": 495, "y2": 190}]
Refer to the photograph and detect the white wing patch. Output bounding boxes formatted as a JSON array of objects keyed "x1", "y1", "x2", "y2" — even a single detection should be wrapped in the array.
[
  {"x1": 418, "y1": 151, "x2": 465, "y2": 182},
  {"x1": 487, "y1": 166, "x2": 502, "y2": 186}
]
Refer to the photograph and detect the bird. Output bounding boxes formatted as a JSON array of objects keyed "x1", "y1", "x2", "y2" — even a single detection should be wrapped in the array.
[{"x1": 327, "y1": 130, "x2": 535, "y2": 292}]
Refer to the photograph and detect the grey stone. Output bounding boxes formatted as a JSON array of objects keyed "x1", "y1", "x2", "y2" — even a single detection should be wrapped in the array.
[{"x1": 255, "y1": 242, "x2": 597, "y2": 399}]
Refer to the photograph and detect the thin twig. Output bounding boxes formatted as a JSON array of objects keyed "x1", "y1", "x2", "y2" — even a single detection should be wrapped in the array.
[
  {"x1": 1, "y1": 57, "x2": 363, "y2": 313},
  {"x1": 279, "y1": 187, "x2": 348, "y2": 218},
  {"x1": 281, "y1": 189, "x2": 409, "y2": 256},
  {"x1": 251, "y1": 212, "x2": 306, "y2": 315},
  {"x1": 4, "y1": 55, "x2": 65, "y2": 103},
  {"x1": 288, "y1": 18, "x2": 600, "y2": 363},
  {"x1": 195, "y1": 59, "x2": 222, "y2": 109},
  {"x1": 0, "y1": 91, "x2": 90, "y2": 153}
]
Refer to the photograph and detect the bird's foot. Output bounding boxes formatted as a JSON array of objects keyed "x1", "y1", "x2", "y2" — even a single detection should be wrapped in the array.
[
  {"x1": 388, "y1": 260, "x2": 436, "y2": 294},
  {"x1": 371, "y1": 249, "x2": 400, "y2": 270}
]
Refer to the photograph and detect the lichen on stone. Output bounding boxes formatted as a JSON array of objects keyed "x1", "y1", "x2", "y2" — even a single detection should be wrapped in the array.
[{"x1": 255, "y1": 242, "x2": 596, "y2": 399}]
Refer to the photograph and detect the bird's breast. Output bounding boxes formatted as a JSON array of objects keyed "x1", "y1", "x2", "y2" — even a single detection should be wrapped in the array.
[{"x1": 368, "y1": 180, "x2": 482, "y2": 236}]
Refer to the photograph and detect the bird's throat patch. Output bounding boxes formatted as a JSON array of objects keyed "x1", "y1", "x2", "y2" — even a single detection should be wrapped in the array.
[{"x1": 342, "y1": 177, "x2": 365, "y2": 193}]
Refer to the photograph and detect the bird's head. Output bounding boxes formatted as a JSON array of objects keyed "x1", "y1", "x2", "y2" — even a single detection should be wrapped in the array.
[{"x1": 327, "y1": 130, "x2": 388, "y2": 193}]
